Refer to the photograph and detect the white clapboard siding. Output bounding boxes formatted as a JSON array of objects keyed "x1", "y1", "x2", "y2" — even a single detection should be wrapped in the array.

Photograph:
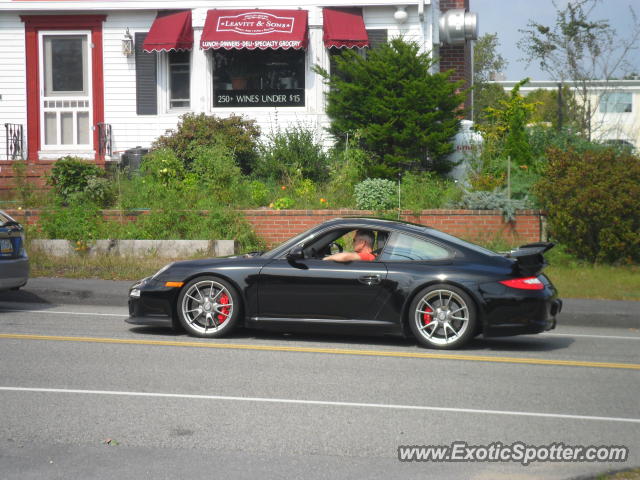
[
  {"x1": 0, "y1": 13, "x2": 27, "y2": 160},
  {"x1": 1, "y1": 2, "x2": 436, "y2": 158}
]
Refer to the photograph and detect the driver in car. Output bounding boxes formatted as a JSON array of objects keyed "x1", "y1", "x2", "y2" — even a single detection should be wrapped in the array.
[{"x1": 323, "y1": 230, "x2": 376, "y2": 262}]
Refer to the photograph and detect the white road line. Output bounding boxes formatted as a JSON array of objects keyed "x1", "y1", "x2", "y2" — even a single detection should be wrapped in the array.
[
  {"x1": 1, "y1": 386, "x2": 639, "y2": 424},
  {"x1": 0, "y1": 309, "x2": 128, "y2": 318},
  {"x1": 544, "y1": 332, "x2": 640, "y2": 341}
]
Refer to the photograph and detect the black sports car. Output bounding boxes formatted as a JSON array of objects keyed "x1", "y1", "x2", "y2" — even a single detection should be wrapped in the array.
[{"x1": 127, "y1": 218, "x2": 562, "y2": 349}]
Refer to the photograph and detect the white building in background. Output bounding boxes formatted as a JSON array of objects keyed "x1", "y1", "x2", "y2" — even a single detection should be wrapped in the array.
[{"x1": 495, "y1": 80, "x2": 640, "y2": 151}]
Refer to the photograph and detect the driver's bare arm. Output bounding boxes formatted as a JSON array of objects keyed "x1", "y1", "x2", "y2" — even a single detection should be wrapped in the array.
[{"x1": 323, "y1": 252, "x2": 361, "y2": 262}]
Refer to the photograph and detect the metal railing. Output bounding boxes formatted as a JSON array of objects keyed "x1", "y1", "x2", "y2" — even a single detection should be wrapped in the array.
[
  {"x1": 97, "y1": 122, "x2": 112, "y2": 158},
  {"x1": 4, "y1": 123, "x2": 24, "y2": 160}
]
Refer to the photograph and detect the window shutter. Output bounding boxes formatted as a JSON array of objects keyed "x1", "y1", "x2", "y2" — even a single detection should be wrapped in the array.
[
  {"x1": 366, "y1": 29, "x2": 388, "y2": 49},
  {"x1": 135, "y1": 32, "x2": 157, "y2": 115}
]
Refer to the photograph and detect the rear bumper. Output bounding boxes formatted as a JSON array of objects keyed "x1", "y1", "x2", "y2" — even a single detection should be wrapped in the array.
[
  {"x1": 480, "y1": 281, "x2": 562, "y2": 337},
  {"x1": 0, "y1": 257, "x2": 29, "y2": 290}
]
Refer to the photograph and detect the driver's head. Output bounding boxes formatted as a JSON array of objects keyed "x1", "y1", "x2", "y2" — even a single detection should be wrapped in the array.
[{"x1": 354, "y1": 230, "x2": 374, "y2": 251}]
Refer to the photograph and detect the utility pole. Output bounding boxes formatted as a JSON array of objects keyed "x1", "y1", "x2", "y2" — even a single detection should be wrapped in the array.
[{"x1": 557, "y1": 82, "x2": 563, "y2": 131}]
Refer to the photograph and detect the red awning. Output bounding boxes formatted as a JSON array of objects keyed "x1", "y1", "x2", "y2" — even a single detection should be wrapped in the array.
[
  {"x1": 323, "y1": 8, "x2": 369, "y2": 49},
  {"x1": 200, "y1": 9, "x2": 308, "y2": 50},
  {"x1": 143, "y1": 10, "x2": 193, "y2": 52}
]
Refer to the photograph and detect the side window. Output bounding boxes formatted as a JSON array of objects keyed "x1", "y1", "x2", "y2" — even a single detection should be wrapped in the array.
[
  {"x1": 168, "y1": 51, "x2": 191, "y2": 109},
  {"x1": 599, "y1": 92, "x2": 632, "y2": 113},
  {"x1": 379, "y1": 233, "x2": 450, "y2": 261}
]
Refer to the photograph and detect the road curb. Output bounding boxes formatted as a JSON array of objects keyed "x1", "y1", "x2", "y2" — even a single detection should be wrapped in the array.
[{"x1": 1, "y1": 278, "x2": 638, "y2": 328}]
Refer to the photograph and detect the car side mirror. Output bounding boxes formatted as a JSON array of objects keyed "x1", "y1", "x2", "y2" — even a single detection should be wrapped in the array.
[{"x1": 286, "y1": 246, "x2": 304, "y2": 261}]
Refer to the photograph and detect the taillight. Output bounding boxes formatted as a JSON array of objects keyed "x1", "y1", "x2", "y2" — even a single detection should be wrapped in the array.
[{"x1": 500, "y1": 277, "x2": 544, "y2": 290}]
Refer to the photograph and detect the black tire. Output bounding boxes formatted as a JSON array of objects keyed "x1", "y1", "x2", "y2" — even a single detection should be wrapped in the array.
[
  {"x1": 177, "y1": 276, "x2": 240, "y2": 338},
  {"x1": 408, "y1": 284, "x2": 477, "y2": 350}
]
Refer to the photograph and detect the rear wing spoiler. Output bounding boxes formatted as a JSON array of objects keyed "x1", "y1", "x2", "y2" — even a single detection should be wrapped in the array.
[{"x1": 504, "y1": 242, "x2": 555, "y2": 277}]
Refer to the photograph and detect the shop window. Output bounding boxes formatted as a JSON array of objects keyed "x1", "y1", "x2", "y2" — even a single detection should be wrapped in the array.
[
  {"x1": 212, "y1": 49, "x2": 305, "y2": 108},
  {"x1": 328, "y1": 29, "x2": 387, "y2": 76},
  {"x1": 599, "y1": 92, "x2": 632, "y2": 113},
  {"x1": 168, "y1": 50, "x2": 190, "y2": 109}
]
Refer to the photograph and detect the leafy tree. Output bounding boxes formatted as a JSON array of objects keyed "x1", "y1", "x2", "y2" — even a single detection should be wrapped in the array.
[
  {"x1": 472, "y1": 33, "x2": 509, "y2": 124},
  {"x1": 534, "y1": 147, "x2": 640, "y2": 263},
  {"x1": 474, "y1": 83, "x2": 509, "y2": 126},
  {"x1": 473, "y1": 33, "x2": 507, "y2": 84},
  {"x1": 518, "y1": 0, "x2": 640, "y2": 135},
  {"x1": 480, "y1": 80, "x2": 537, "y2": 166},
  {"x1": 526, "y1": 86, "x2": 583, "y2": 129},
  {"x1": 314, "y1": 38, "x2": 466, "y2": 177}
]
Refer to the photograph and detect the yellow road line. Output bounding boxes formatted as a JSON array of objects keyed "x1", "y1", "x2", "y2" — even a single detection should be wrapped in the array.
[{"x1": 1, "y1": 333, "x2": 639, "y2": 370}]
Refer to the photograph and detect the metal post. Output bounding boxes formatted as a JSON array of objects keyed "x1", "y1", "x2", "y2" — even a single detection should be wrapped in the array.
[
  {"x1": 557, "y1": 83, "x2": 563, "y2": 131},
  {"x1": 397, "y1": 172, "x2": 402, "y2": 220},
  {"x1": 507, "y1": 156, "x2": 511, "y2": 201}
]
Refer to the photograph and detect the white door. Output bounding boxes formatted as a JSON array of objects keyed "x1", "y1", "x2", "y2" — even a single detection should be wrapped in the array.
[{"x1": 39, "y1": 31, "x2": 93, "y2": 151}]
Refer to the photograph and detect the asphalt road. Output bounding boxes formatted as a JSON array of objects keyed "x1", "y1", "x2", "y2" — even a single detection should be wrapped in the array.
[{"x1": 1, "y1": 300, "x2": 639, "y2": 479}]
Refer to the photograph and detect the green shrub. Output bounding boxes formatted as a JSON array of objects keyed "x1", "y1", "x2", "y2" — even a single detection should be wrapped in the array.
[
  {"x1": 152, "y1": 113, "x2": 260, "y2": 173},
  {"x1": 79, "y1": 176, "x2": 116, "y2": 208},
  {"x1": 140, "y1": 148, "x2": 185, "y2": 186},
  {"x1": 186, "y1": 145, "x2": 243, "y2": 206},
  {"x1": 454, "y1": 188, "x2": 529, "y2": 222},
  {"x1": 294, "y1": 178, "x2": 317, "y2": 198},
  {"x1": 48, "y1": 156, "x2": 113, "y2": 206},
  {"x1": 271, "y1": 197, "x2": 295, "y2": 210},
  {"x1": 246, "y1": 180, "x2": 271, "y2": 206},
  {"x1": 354, "y1": 178, "x2": 396, "y2": 210},
  {"x1": 534, "y1": 147, "x2": 640, "y2": 263},
  {"x1": 38, "y1": 201, "x2": 103, "y2": 242},
  {"x1": 256, "y1": 124, "x2": 329, "y2": 182},
  {"x1": 103, "y1": 205, "x2": 263, "y2": 251},
  {"x1": 400, "y1": 172, "x2": 462, "y2": 210},
  {"x1": 325, "y1": 145, "x2": 368, "y2": 207}
]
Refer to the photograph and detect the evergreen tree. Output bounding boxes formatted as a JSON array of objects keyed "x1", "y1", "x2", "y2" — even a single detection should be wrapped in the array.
[{"x1": 315, "y1": 38, "x2": 466, "y2": 177}]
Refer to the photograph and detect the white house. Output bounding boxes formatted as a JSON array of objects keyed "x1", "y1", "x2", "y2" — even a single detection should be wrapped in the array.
[
  {"x1": 495, "y1": 80, "x2": 640, "y2": 150},
  {"x1": 0, "y1": 0, "x2": 477, "y2": 189}
]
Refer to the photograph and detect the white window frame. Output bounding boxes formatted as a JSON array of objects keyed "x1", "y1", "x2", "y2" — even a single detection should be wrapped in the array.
[
  {"x1": 599, "y1": 91, "x2": 633, "y2": 114},
  {"x1": 38, "y1": 30, "x2": 93, "y2": 152},
  {"x1": 158, "y1": 50, "x2": 192, "y2": 113}
]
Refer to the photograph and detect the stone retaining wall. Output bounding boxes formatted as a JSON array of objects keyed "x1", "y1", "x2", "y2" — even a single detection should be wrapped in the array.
[{"x1": 30, "y1": 239, "x2": 236, "y2": 258}]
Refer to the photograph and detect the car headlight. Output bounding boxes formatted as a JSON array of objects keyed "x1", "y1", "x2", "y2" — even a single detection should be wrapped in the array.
[
  {"x1": 151, "y1": 263, "x2": 174, "y2": 280},
  {"x1": 130, "y1": 288, "x2": 141, "y2": 298}
]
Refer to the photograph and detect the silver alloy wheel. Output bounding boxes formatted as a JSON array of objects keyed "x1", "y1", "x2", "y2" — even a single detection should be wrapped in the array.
[
  {"x1": 414, "y1": 289, "x2": 470, "y2": 346},
  {"x1": 180, "y1": 279, "x2": 234, "y2": 335}
]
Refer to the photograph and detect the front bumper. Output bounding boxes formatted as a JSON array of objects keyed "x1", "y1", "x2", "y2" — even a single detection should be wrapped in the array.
[{"x1": 126, "y1": 277, "x2": 178, "y2": 328}]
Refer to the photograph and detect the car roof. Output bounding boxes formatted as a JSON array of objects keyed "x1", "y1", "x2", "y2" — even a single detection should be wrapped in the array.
[{"x1": 319, "y1": 217, "x2": 436, "y2": 232}]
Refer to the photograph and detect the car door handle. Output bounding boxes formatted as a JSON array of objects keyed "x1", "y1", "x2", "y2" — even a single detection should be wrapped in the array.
[{"x1": 358, "y1": 274, "x2": 381, "y2": 286}]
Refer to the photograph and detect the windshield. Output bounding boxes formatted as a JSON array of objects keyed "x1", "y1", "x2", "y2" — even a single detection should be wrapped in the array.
[
  {"x1": 0, "y1": 211, "x2": 19, "y2": 227},
  {"x1": 263, "y1": 229, "x2": 318, "y2": 258}
]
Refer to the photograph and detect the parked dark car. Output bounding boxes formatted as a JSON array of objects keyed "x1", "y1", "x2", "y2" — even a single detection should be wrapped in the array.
[
  {"x1": 127, "y1": 218, "x2": 562, "y2": 349},
  {"x1": 0, "y1": 210, "x2": 29, "y2": 291}
]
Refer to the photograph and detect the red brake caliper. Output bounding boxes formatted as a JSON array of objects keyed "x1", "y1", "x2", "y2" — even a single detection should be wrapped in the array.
[
  {"x1": 422, "y1": 307, "x2": 433, "y2": 325},
  {"x1": 217, "y1": 293, "x2": 230, "y2": 323}
]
